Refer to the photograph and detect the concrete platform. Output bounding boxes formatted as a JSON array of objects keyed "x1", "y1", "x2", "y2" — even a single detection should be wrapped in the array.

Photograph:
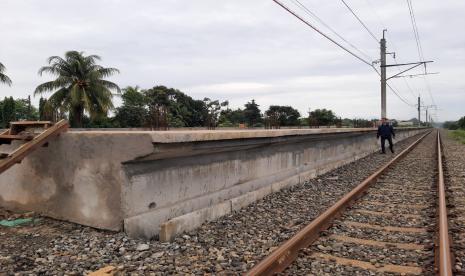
[{"x1": 0, "y1": 127, "x2": 426, "y2": 240}]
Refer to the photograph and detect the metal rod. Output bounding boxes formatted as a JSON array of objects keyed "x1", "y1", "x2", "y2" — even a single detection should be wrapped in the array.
[
  {"x1": 391, "y1": 72, "x2": 440, "y2": 78},
  {"x1": 382, "y1": 60, "x2": 433, "y2": 67},
  {"x1": 386, "y1": 63, "x2": 423, "y2": 80}
]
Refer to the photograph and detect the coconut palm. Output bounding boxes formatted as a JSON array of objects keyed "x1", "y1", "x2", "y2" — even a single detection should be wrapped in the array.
[
  {"x1": 34, "y1": 51, "x2": 120, "y2": 127},
  {"x1": 0, "y1": 62, "x2": 12, "y2": 86}
]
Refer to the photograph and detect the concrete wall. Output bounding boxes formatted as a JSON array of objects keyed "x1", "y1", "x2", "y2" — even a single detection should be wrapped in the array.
[
  {"x1": 0, "y1": 128, "x2": 425, "y2": 239},
  {"x1": 0, "y1": 132, "x2": 154, "y2": 230}
]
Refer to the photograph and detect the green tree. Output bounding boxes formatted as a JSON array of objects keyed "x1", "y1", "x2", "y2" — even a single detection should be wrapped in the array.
[
  {"x1": 244, "y1": 99, "x2": 262, "y2": 127},
  {"x1": 444, "y1": 120, "x2": 459, "y2": 130},
  {"x1": 265, "y1": 105, "x2": 301, "y2": 127},
  {"x1": 143, "y1": 86, "x2": 208, "y2": 128},
  {"x1": 349, "y1": 118, "x2": 375, "y2": 128},
  {"x1": 39, "y1": 97, "x2": 62, "y2": 122},
  {"x1": 39, "y1": 97, "x2": 48, "y2": 120},
  {"x1": 114, "y1": 86, "x2": 148, "y2": 127},
  {"x1": 219, "y1": 108, "x2": 246, "y2": 127},
  {"x1": 458, "y1": 116, "x2": 465, "y2": 129},
  {"x1": 34, "y1": 51, "x2": 120, "y2": 127},
  {"x1": 203, "y1": 98, "x2": 228, "y2": 129},
  {"x1": 0, "y1": 62, "x2": 12, "y2": 86},
  {"x1": 14, "y1": 98, "x2": 38, "y2": 121},
  {"x1": 144, "y1": 86, "x2": 177, "y2": 129},
  {"x1": 308, "y1": 109, "x2": 337, "y2": 127},
  {"x1": 1, "y1": 97, "x2": 16, "y2": 127}
]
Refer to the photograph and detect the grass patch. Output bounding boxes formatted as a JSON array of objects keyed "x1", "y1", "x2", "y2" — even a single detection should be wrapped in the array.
[{"x1": 449, "y1": 129, "x2": 465, "y2": 144}]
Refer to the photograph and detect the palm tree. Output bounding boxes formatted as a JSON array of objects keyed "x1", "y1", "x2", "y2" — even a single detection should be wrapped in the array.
[
  {"x1": 34, "y1": 51, "x2": 120, "y2": 127},
  {"x1": 0, "y1": 62, "x2": 12, "y2": 86}
]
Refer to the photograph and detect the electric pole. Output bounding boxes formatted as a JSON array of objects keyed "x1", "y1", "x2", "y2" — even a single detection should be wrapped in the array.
[
  {"x1": 425, "y1": 108, "x2": 428, "y2": 125},
  {"x1": 380, "y1": 30, "x2": 387, "y2": 120},
  {"x1": 417, "y1": 96, "x2": 421, "y2": 126},
  {"x1": 27, "y1": 95, "x2": 32, "y2": 120},
  {"x1": 378, "y1": 30, "x2": 434, "y2": 124}
]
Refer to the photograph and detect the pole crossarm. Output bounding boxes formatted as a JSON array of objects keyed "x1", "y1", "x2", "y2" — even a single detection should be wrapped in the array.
[
  {"x1": 385, "y1": 61, "x2": 433, "y2": 80},
  {"x1": 382, "y1": 60, "x2": 433, "y2": 68},
  {"x1": 391, "y1": 72, "x2": 439, "y2": 79},
  {"x1": 386, "y1": 63, "x2": 422, "y2": 80}
]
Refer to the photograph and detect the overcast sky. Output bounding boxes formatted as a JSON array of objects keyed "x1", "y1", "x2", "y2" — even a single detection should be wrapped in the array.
[{"x1": 1, "y1": 0, "x2": 463, "y2": 121}]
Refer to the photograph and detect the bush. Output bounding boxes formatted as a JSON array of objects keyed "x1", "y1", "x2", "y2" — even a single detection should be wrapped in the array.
[
  {"x1": 458, "y1": 116, "x2": 465, "y2": 129},
  {"x1": 444, "y1": 121, "x2": 459, "y2": 130},
  {"x1": 450, "y1": 129, "x2": 465, "y2": 144}
]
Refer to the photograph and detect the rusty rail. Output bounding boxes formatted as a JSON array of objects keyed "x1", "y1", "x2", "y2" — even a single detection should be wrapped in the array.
[
  {"x1": 246, "y1": 130, "x2": 431, "y2": 276},
  {"x1": 436, "y1": 131, "x2": 453, "y2": 276}
]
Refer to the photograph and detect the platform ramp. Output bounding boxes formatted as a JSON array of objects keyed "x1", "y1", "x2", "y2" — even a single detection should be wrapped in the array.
[{"x1": 0, "y1": 120, "x2": 69, "y2": 174}]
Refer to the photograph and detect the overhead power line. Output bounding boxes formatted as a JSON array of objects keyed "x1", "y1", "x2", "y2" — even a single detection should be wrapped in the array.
[
  {"x1": 272, "y1": 0, "x2": 373, "y2": 67},
  {"x1": 406, "y1": 0, "x2": 424, "y2": 62},
  {"x1": 406, "y1": 0, "x2": 436, "y2": 106},
  {"x1": 393, "y1": 56, "x2": 418, "y2": 100},
  {"x1": 372, "y1": 66, "x2": 415, "y2": 107},
  {"x1": 291, "y1": 0, "x2": 373, "y2": 61},
  {"x1": 364, "y1": 0, "x2": 422, "y2": 100},
  {"x1": 340, "y1": 0, "x2": 378, "y2": 43},
  {"x1": 387, "y1": 83, "x2": 415, "y2": 107},
  {"x1": 273, "y1": 0, "x2": 417, "y2": 109}
]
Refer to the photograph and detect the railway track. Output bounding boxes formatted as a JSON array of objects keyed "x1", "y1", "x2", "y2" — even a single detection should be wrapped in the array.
[{"x1": 248, "y1": 130, "x2": 454, "y2": 275}]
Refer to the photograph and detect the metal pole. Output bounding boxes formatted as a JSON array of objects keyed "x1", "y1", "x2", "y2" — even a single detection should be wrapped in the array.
[
  {"x1": 418, "y1": 96, "x2": 421, "y2": 126},
  {"x1": 27, "y1": 95, "x2": 31, "y2": 120},
  {"x1": 381, "y1": 30, "x2": 387, "y2": 119},
  {"x1": 426, "y1": 108, "x2": 428, "y2": 125}
]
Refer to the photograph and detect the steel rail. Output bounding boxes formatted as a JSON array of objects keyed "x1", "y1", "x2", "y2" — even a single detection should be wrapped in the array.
[
  {"x1": 246, "y1": 130, "x2": 431, "y2": 276},
  {"x1": 436, "y1": 131, "x2": 453, "y2": 276}
]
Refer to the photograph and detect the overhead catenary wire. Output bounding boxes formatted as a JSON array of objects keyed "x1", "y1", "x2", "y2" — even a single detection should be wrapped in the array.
[
  {"x1": 406, "y1": 0, "x2": 436, "y2": 107},
  {"x1": 272, "y1": 0, "x2": 374, "y2": 67},
  {"x1": 372, "y1": 66, "x2": 416, "y2": 107},
  {"x1": 364, "y1": 0, "x2": 426, "y2": 106},
  {"x1": 386, "y1": 83, "x2": 416, "y2": 107},
  {"x1": 340, "y1": 0, "x2": 378, "y2": 43},
  {"x1": 277, "y1": 0, "x2": 415, "y2": 108},
  {"x1": 366, "y1": 0, "x2": 420, "y2": 102},
  {"x1": 406, "y1": 0, "x2": 424, "y2": 63},
  {"x1": 290, "y1": 0, "x2": 374, "y2": 61},
  {"x1": 339, "y1": 0, "x2": 417, "y2": 107},
  {"x1": 393, "y1": 56, "x2": 417, "y2": 100},
  {"x1": 273, "y1": 0, "x2": 416, "y2": 109}
]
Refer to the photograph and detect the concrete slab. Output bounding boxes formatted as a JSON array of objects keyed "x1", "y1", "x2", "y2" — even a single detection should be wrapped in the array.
[{"x1": 159, "y1": 200, "x2": 232, "y2": 242}]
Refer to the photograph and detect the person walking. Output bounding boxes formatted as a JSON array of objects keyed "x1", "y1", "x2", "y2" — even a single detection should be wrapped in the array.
[{"x1": 377, "y1": 118, "x2": 395, "y2": 154}]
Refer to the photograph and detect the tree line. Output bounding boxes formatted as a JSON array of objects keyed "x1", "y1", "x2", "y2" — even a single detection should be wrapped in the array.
[
  {"x1": 1, "y1": 51, "x2": 377, "y2": 129},
  {"x1": 443, "y1": 117, "x2": 465, "y2": 130}
]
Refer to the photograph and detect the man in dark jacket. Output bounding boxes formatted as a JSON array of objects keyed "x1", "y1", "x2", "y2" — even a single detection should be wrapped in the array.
[{"x1": 377, "y1": 118, "x2": 395, "y2": 154}]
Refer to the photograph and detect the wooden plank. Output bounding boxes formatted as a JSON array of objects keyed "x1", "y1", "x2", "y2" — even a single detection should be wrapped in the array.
[
  {"x1": 0, "y1": 134, "x2": 34, "y2": 145},
  {"x1": 0, "y1": 120, "x2": 68, "y2": 174},
  {"x1": 9, "y1": 121, "x2": 52, "y2": 125},
  {"x1": 10, "y1": 121, "x2": 52, "y2": 135},
  {"x1": 0, "y1": 134, "x2": 34, "y2": 140}
]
